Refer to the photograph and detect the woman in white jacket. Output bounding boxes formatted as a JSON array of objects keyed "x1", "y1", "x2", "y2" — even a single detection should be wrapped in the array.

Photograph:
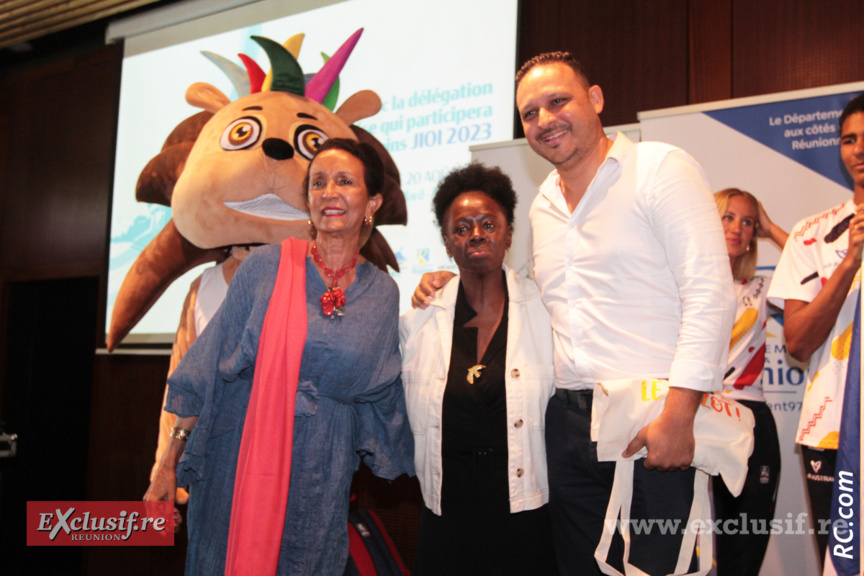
[{"x1": 400, "y1": 163, "x2": 557, "y2": 575}]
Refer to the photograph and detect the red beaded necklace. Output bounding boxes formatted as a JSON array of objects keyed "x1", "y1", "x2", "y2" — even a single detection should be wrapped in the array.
[{"x1": 311, "y1": 243, "x2": 358, "y2": 317}]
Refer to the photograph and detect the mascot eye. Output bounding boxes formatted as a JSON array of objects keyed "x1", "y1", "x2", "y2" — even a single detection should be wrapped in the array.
[
  {"x1": 294, "y1": 125, "x2": 328, "y2": 159},
  {"x1": 220, "y1": 117, "x2": 262, "y2": 150}
]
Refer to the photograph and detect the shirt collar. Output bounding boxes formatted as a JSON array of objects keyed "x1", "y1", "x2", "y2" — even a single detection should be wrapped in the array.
[
  {"x1": 606, "y1": 131, "x2": 635, "y2": 164},
  {"x1": 539, "y1": 131, "x2": 633, "y2": 209}
]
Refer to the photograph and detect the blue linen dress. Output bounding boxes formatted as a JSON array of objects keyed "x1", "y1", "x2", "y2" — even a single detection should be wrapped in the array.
[{"x1": 165, "y1": 244, "x2": 414, "y2": 576}]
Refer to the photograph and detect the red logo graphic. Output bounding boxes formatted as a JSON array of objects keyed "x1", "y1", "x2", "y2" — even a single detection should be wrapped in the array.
[
  {"x1": 27, "y1": 501, "x2": 174, "y2": 546},
  {"x1": 793, "y1": 205, "x2": 844, "y2": 239},
  {"x1": 803, "y1": 238, "x2": 817, "y2": 245}
]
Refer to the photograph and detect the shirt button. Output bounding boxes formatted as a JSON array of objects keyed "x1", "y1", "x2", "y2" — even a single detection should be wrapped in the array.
[
  {"x1": 516, "y1": 468, "x2": 524, "y2": 478},
  {"x1": 514, "y1": 419, "x2": 524, "y2": 428},
  {"x1": 510, "y1": 368, "x2": 520, "y2": 378}
]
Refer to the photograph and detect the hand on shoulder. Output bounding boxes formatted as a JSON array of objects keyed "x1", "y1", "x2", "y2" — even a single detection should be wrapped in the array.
[{"x1": 411, "y1": 271, "x2": 456, "y2": 309}]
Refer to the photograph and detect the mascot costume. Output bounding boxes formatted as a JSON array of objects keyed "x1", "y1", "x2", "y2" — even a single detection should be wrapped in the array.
[{"x1": 106, "y1": 30, "x2": 406, "y2": 507}]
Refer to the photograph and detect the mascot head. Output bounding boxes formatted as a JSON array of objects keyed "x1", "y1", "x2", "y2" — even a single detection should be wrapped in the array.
[
  {"x1": 173, "y1": 32, "x2": 382, "y2": 247},
  {"x1": 108, "y1": 30, "x2": 406, "y2": 350}
]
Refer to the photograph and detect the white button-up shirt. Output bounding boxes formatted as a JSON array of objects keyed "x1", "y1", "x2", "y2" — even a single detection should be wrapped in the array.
[{"x1": 530, "y1": 133, "x2": 734, "y2": 392}]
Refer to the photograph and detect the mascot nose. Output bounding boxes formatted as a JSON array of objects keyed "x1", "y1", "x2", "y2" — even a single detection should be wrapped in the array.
[{"x1": 262, "y1": 138, "x2": 295, "y2": 160}]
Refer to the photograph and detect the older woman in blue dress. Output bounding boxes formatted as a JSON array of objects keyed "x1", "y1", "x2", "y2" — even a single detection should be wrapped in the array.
[
  {"x1": 400, "y1": 163, "x2": 557, "y2": 575},
  {"x1": 144, "y1": 138, "x2": 413, "y2": 576}
]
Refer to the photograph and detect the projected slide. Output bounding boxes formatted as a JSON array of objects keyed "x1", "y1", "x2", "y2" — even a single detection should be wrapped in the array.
[{"x1": 107, "y1": 0, "x2": 517, "y2": 344}]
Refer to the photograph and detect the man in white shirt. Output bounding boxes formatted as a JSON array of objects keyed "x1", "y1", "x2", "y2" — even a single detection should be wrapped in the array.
[
  {"x1": 514, "y1": 52, "x2": 734, "y2": 576},
  {"x1": 767, "y1": 92, "x2": 864, "y2": 565},
  {"x1": 415, "y1": 52, "x2": 734, "y2": 575}
]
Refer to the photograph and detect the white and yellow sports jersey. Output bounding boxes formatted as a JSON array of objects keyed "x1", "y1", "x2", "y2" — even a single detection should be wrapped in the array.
[
  {"x1": 722, "y1": 277, "x2": 769, "y2": 403},
  {"x1": 768, "y1": 199, "x2": 859, "y2": 450}
]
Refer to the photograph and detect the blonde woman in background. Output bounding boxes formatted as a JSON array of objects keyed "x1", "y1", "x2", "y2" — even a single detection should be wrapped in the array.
[{"x1": 713, "y1": 188, "x2": 788, "y2": 576}]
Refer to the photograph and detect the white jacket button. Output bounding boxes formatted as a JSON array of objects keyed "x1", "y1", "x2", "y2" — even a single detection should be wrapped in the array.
[
  {"x1": 514, "y1": 419, "x2": 524, "y2": 428},
  {"x1": 516, "y1": 468, "x2": 524, "y2": 478},
  {"x1": 510, "y1": 368, "x2": 520, "y2": 378}
]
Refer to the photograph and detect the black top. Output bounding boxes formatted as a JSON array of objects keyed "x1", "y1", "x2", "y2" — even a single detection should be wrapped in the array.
[{"x1": 441, "y1": 275, "x2": 509, "y2": 515}]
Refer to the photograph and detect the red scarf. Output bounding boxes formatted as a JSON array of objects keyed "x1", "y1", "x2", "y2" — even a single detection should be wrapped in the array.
[{"x1": 225, "y1": 238, "x2": 308, "y2": 575}]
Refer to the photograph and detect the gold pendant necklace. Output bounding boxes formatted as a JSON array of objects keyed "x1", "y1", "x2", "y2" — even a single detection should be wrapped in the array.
[{"x1": 466, "y1": 364, "x2": 486, "y2": 384}]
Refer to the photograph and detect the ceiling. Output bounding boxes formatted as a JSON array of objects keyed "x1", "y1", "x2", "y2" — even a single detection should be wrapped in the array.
[{"x1": 0, "y1": 0, "x2": 165, "y2": 52}]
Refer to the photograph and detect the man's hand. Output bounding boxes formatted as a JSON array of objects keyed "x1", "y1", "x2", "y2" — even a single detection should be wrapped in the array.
[
  {"x1": 622, "y1": 387, "x2": 702, "y2": 471},
  {"x1": 411, "y1": 271, "x2": 456, "y2": 309},
  {"x1": 846, "y1": 204, "x2": 864, "y2": 266}
]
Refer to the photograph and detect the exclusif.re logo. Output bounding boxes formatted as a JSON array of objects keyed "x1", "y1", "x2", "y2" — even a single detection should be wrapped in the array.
[{"x1": 27, "y1": 501, "x2": 174, "y2": 546}]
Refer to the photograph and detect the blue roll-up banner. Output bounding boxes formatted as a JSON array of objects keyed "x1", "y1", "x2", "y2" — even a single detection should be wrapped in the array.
[{"x1": 641, "y1": 82, "x2": 864, "y2": 576}]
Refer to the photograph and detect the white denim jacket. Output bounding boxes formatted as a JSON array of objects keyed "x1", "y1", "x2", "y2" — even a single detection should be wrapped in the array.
[{"x1": 399, "y1": 267, "x2": 555, "y2": 515}]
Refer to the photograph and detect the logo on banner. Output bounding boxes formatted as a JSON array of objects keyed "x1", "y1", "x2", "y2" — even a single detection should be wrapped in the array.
[{"x1": 27, "y1": 501, "x2": 174, "y2": 546}]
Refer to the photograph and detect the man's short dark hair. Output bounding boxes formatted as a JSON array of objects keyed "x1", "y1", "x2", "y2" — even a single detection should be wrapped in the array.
[
  {"x1": 840, "y1": 93, "x2": 864, "y2": 134},
  {"x1": 515, "y1": 51, "x2": 590, "y2": 87},
  {"x1": 433, "y1": 162, "x2": 517, "y2": 230}
]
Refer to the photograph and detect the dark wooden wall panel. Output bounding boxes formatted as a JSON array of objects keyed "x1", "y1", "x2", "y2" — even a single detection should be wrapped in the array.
[
  {"x1": 83, "y1": 353, "x2": 186, "y2": 576},
  {"x1": 689, "y1": 0, "x2": 732, "y2": 103},
  {"x1": 519, "y1": 0, "x2": 690, "y2": 127},
  {"x1": 0, "y1": 45, "x2": 119, "y2": 281},
  {"x1": 0, "y1": 42, "x2": 123, "y2": 576},
  {"x1": 517, "y1": 0, "x2": 563, "y2": 62},
  {"x1": 86, "y1": 354, "x2": 170, "y2": 500},
  {"x1": 732, "y1": 0, "x2": 864, "y2": 97}
]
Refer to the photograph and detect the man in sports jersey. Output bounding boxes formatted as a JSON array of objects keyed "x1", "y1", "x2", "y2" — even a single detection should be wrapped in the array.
[{"x1": 767, "y1": 92, "x2": 864, "y2": 564}]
